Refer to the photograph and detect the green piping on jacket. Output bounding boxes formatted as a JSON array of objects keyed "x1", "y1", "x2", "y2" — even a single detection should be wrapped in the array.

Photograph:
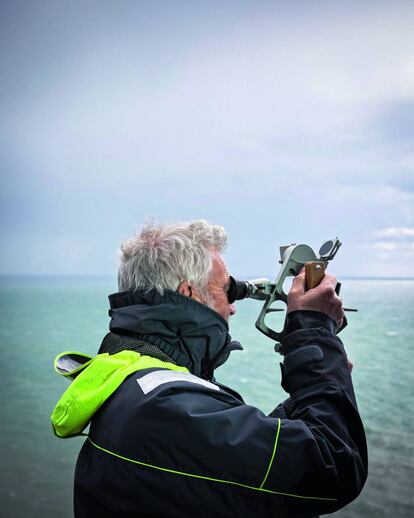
[
  {"x1": 87, "y1": 435, "x2": 337, "y2": 502},
  {"x1": 260, "y1": 415, "x2": 281, "y2": 489}
]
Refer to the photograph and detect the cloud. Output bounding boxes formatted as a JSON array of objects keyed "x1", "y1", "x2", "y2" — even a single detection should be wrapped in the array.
[
  {"x1": 375, "y1": 227, "x2": 414, "y2": 239},
  {"x1": 370, "y1": 241, "x2": 414, "y2": 252},
  {"x1": 371, "y1": 226, "x2": 414, "y2": 255},
  {"x1": 371, "y1": 242, "x2": 398, "y2": 251},
  {"x1": 365, "y1": 226, "x2": 414, "y2": 276}
]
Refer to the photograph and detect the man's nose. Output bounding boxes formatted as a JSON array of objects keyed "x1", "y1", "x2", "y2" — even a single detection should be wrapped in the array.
[{"x1": 229, "y1": 304, "x2": 236, "y2": 316}]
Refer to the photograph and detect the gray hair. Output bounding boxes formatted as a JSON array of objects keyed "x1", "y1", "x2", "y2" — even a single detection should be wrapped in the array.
[{"x1": 117, "y1": 220, "x2": 228, "y2": 300}]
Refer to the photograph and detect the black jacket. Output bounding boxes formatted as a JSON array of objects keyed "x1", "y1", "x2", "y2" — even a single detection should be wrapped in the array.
[{"x1": 74, "y1": 290, "x2": 367, "y2": 517}]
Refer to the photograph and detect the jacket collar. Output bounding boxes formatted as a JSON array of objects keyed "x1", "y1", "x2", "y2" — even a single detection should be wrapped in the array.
[{"x1": 108, "y1": 289, "x2": 241, "y2": 379}]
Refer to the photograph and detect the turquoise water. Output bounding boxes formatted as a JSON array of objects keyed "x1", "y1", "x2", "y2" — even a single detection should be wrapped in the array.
[{"x1": 0, "y1": 276, "x2": 413, "y2": 517}]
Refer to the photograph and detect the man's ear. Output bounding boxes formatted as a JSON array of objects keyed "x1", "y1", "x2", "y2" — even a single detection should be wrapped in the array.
[{"x1": 177, "y1": 281, "x2": 193, "y2": 298}]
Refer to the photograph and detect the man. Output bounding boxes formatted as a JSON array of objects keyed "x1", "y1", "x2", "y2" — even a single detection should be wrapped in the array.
[{"x1": 51, "y1": 220, "x2": 367, "y2": 517}]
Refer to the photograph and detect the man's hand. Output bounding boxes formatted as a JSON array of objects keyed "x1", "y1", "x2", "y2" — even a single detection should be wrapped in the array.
[{"x1": 287, "y1": 268, "x2": 344, "y2": 329}]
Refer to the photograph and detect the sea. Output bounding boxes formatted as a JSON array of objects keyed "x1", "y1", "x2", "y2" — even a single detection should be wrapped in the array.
[{"x1": 0, "y1": 276, "x2": 413, "y2": 518}]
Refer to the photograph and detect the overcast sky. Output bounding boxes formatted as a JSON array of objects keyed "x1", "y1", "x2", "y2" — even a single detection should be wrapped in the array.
[{"x1": 1, "y1": 0, "x2": 413, "y2": 278}]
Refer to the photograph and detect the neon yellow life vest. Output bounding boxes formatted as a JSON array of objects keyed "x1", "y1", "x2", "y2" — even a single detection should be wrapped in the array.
[{"x1": 51, "y1": 350, "x2": 188, "y2": 438}]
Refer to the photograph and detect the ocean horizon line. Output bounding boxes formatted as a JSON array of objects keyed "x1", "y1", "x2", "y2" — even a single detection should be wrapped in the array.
[{"x1": 1, "y1": 274, "x2": 413, "y2": 282}]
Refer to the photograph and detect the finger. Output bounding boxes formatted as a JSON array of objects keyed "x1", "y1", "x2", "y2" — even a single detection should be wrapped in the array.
[
  {"x1": 294, "y1": 266, "x2": 306, "y2": 279},
  {"x1": 319, "y1": 273, "x2": 337, "y2": 290},
  {"x1": 291, "y1": 267, "x2": 306, "y2": 294}
]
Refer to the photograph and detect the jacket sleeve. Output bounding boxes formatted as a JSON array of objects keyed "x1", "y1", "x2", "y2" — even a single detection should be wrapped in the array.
[{"x1": 264, "y1": 310, "x2": 368, "y2": 515}]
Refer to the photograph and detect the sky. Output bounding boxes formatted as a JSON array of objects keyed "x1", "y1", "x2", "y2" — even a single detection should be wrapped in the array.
[{"x1": 1, "y1": 0, "x2": 413, "y2": 278}]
